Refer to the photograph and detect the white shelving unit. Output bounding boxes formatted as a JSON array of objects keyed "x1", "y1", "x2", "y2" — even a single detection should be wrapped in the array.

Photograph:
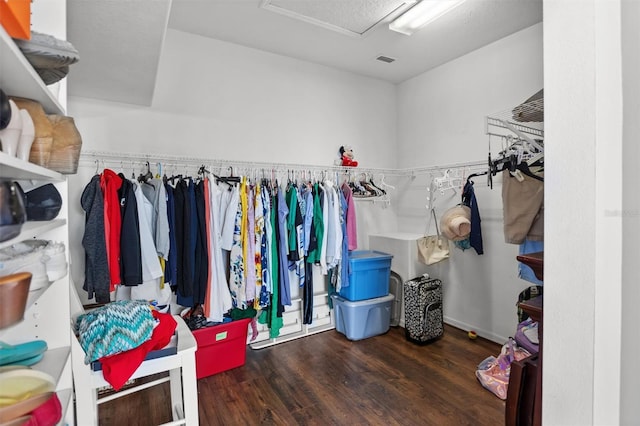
[
  {"x1": 0, "y1": 27, "x2": 64, "y2": 114},
  {"x1": 0, "y1": 216, "x2": 67, "y2": 249},
  {"x1": 250, "y1": 270, "x2": 335, "y2": 350},
  {"x1": 0, "y1": 21, "x2": 74, "y2": 426}
]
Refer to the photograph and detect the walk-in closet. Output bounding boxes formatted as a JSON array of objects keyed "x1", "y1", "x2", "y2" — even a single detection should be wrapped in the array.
[{"x1": 0, "y1": 0, "x2": 636, "y2": 425}]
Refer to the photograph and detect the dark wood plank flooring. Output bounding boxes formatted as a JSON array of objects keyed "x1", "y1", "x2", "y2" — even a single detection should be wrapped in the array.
[{"x1": 97, "y1": 324, "x2": 504, "y2": 425}]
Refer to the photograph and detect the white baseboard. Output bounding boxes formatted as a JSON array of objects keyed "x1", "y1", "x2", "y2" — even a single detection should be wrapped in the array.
[
  {"x1": 443, "y1": 316, "x2": 508, "y2": 344},
  {"x1": 397, "y1": 316, "x2": 508, "y2": 344}
]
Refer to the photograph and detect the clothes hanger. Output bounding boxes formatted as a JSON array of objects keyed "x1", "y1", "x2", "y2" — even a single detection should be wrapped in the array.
[
  {"x1": 433, "y1": 169, "x2": 461, "y2": 196},
  {"x1": 462, "y1": 170, "x2": 491, "y2": 200},
  {"x1": 214, "y1": 165, "x2": 241, "y2": 189},
  {"x1": 350, "y1": 172, "x2": 373, "y2": 196},
  {"x1": 526, "y1": 150, "x2": 544, "y2": 169},
  {"x1": 490, "y1": 153, "x2": 517, "y2": 175},
  {"x1": 491, "y1": 133, "x2": 544, "y2": 183},
  {"x1": 466, "y1": 170, "x2": 489, "y2": 187},
  {"x1": 162, "y1": 162, "x2": 170, "y2": 184},
  {"x1": 116, "y1": 161, "x2": 128, "y2": 180},
  {"x1": 368, "y1": 175, "x2": 386, "y2": 196},
  {"x1": 137, "y1": 161, "x2": 153, "y2": 183},
  {"x1": 515, "y1": 162, "x2": 544, "y2": 182},
  {"x1": 379, "y1": 173, "x2": 396, "y2": 191},
  {"x1": 466, "y1": 170, "x2": 488, "y2": 181}
]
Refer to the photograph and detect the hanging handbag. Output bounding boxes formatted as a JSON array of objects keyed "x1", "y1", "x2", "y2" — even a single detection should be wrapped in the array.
[{"x1": 417, "y1": 208, "x2": 450, "y2": 265}]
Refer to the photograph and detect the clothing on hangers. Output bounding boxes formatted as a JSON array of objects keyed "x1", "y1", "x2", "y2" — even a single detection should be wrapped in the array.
[
  {"x1": 80, "y1": 158, "x2": 369, "y2": 341},
  {"x1": 137, "y1": 161, "x2": 153, "y2": 183},
  {"x1": 164, "y1": 181, "x2": 178, "y2": 287},
  {"x1": 81, "y1": 175, "x2": 110, "y2": 303},
  {"x1": 245, "y1": 184, "x2": 257, "y2": 302},
  {"x1": 193, "y1": 180, "x2": 209, "y2": 305},
  {"x1": 118, "y1": 175, "x2": 142, "y2": 286},
  {"x1": 341, "y1": 181, "x2": 358, "y2": 251},
  {"x1": 101, "y1": 169, "x2": 123, "y2": 290},
  {"x1": 140, "y1": 178, "x2": 170, "y2": 259},
  {"x1": 502, "y1": 170, "x2": 544, "y2": 244},
  {"x1": 462, "y1": 179, "x2": 484, "y2": 255},
  {"x1": 229, "y1": 178, "x2": 248, "y2": 308}
]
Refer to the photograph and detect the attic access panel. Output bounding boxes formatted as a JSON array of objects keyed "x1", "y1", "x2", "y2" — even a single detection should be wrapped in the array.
[{"x1": 260, "y1": 0, "x2": 415, "y2": 37}]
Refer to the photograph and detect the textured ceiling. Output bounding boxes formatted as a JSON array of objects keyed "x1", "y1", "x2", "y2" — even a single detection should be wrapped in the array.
[
  {"x1": 66, "y1": 0, "x2": 542, "y2": 106},
  {"x1": 168, "y1": 0, "x2": 542, "y2": 83},
  {"x1": 261, "y1": 0, "x2": 414, "y2": 36}
]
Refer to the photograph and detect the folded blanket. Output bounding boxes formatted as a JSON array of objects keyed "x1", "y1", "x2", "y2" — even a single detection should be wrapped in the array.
[
  {"x1": 75, "y1": 300, "x2": 155, "y2": 364},
  {"x1": 99, "y1": 311, "x2": 177, "y2": 391}
]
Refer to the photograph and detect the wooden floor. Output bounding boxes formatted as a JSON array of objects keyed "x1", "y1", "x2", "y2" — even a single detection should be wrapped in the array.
[{"x1": 98, "y1": 324, "x2": 504, "y2": 426}]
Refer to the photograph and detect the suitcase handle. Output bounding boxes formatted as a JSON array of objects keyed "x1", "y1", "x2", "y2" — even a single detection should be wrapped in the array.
[{"x1": 422, "y1": 301, "x2": 442, "y2": 331}]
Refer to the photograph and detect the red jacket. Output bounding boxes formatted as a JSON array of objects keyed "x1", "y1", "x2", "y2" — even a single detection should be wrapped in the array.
[{"x1": 100, "y1": 169, "x2": 123, "y2": 290}]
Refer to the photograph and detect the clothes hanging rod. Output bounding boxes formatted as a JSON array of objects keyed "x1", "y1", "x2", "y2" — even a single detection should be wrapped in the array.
[
  {"x1": 80, "y1": 150, "x2": 401, "y2": 176},
  {"x1": 79, "y1": 150, "x2": 487, "y2": 178}
]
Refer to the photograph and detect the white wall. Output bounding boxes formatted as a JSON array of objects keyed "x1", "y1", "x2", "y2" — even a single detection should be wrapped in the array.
[
  {"x1": 394, "y1": 24, "x2": 543, "y2": 343},
  {"x1": 71, "y1": 29, "x2": 397, "y2": 166},
  {"x1": 544, "y1": 1, "x2": 597, "y2": 422},
  {"x1": 545, "y1": 0, "x2": 628, "y2": 424},
  {"x1": 396, "y1": 24, "x2": 543, "y2": 168},
  {"x1": 67, "y1": 29, "x2": 399, "y2": 304},
  {"x1": 621, "y1": 1, "x2": 640, "y2": 423}
]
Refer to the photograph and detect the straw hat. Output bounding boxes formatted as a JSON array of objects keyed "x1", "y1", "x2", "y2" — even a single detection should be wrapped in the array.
[{"x1": 440, "y1": 205, "x2": 472, "y2": 241}]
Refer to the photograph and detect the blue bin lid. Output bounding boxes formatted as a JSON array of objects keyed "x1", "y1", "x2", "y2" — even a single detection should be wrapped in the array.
[
  {"x1": 349, "y1": 250, "x2": 393, "y2": 260},
  {"x1": 331, "y1": 293, "x2": 395, "y2": 307}
]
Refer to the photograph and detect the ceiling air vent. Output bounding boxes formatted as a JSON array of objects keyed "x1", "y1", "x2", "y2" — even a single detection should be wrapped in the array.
[{"x1": 376, "y1": 55, "x2": 396, "y2": 64}]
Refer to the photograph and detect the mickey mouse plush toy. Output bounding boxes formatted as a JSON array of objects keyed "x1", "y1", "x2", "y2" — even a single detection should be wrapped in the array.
[{"x1": 338, "y1": 145, "x2": 358, "y2": 167}]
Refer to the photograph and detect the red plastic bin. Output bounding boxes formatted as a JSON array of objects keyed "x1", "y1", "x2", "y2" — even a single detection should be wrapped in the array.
[{"x1": 192, "y1": 318, "x2": 251, "y2": 379}]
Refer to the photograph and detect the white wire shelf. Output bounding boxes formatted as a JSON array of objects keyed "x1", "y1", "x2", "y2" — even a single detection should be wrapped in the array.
[{"x1": 79, "y1": 150, "x2": 488, "y2": 179}]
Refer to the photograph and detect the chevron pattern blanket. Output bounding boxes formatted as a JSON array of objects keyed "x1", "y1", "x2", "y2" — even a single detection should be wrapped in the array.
[{"x1": 76, "y1": 300, "x2": 155, "y2": 364}]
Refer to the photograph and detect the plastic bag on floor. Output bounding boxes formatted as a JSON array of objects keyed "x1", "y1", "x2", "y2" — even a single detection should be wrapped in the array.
[{"x1": 475, "y1": 338, "x2": 531, "y2": 400}]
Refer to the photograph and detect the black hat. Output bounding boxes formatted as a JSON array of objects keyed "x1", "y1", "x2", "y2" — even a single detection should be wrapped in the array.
[{"x1": 24, "y1": 183, "x2": 62, "y2": 221}]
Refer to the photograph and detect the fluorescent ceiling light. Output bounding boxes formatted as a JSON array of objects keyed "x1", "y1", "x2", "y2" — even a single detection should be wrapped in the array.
[{"x1": 389, "y1": 0, "x2": 466, "y2": 35}]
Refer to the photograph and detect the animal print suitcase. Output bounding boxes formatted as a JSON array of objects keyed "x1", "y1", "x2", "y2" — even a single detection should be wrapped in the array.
[{"x1": 403, "y1": 275, "x2": 443, "y2": 344}]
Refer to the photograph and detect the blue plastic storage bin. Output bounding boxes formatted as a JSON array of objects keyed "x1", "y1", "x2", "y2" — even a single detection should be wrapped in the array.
[
  {"x1": 331, "y1": 293, "x2": 394, "y2": 341},
  {"x1": 339, "y1": 250, "x2": 393, "y2": 301}
]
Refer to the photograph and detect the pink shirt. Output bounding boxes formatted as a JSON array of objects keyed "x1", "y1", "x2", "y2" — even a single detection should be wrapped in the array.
[{"x1": 341, "y1": 182, "x2": 358, "y2": 251}]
